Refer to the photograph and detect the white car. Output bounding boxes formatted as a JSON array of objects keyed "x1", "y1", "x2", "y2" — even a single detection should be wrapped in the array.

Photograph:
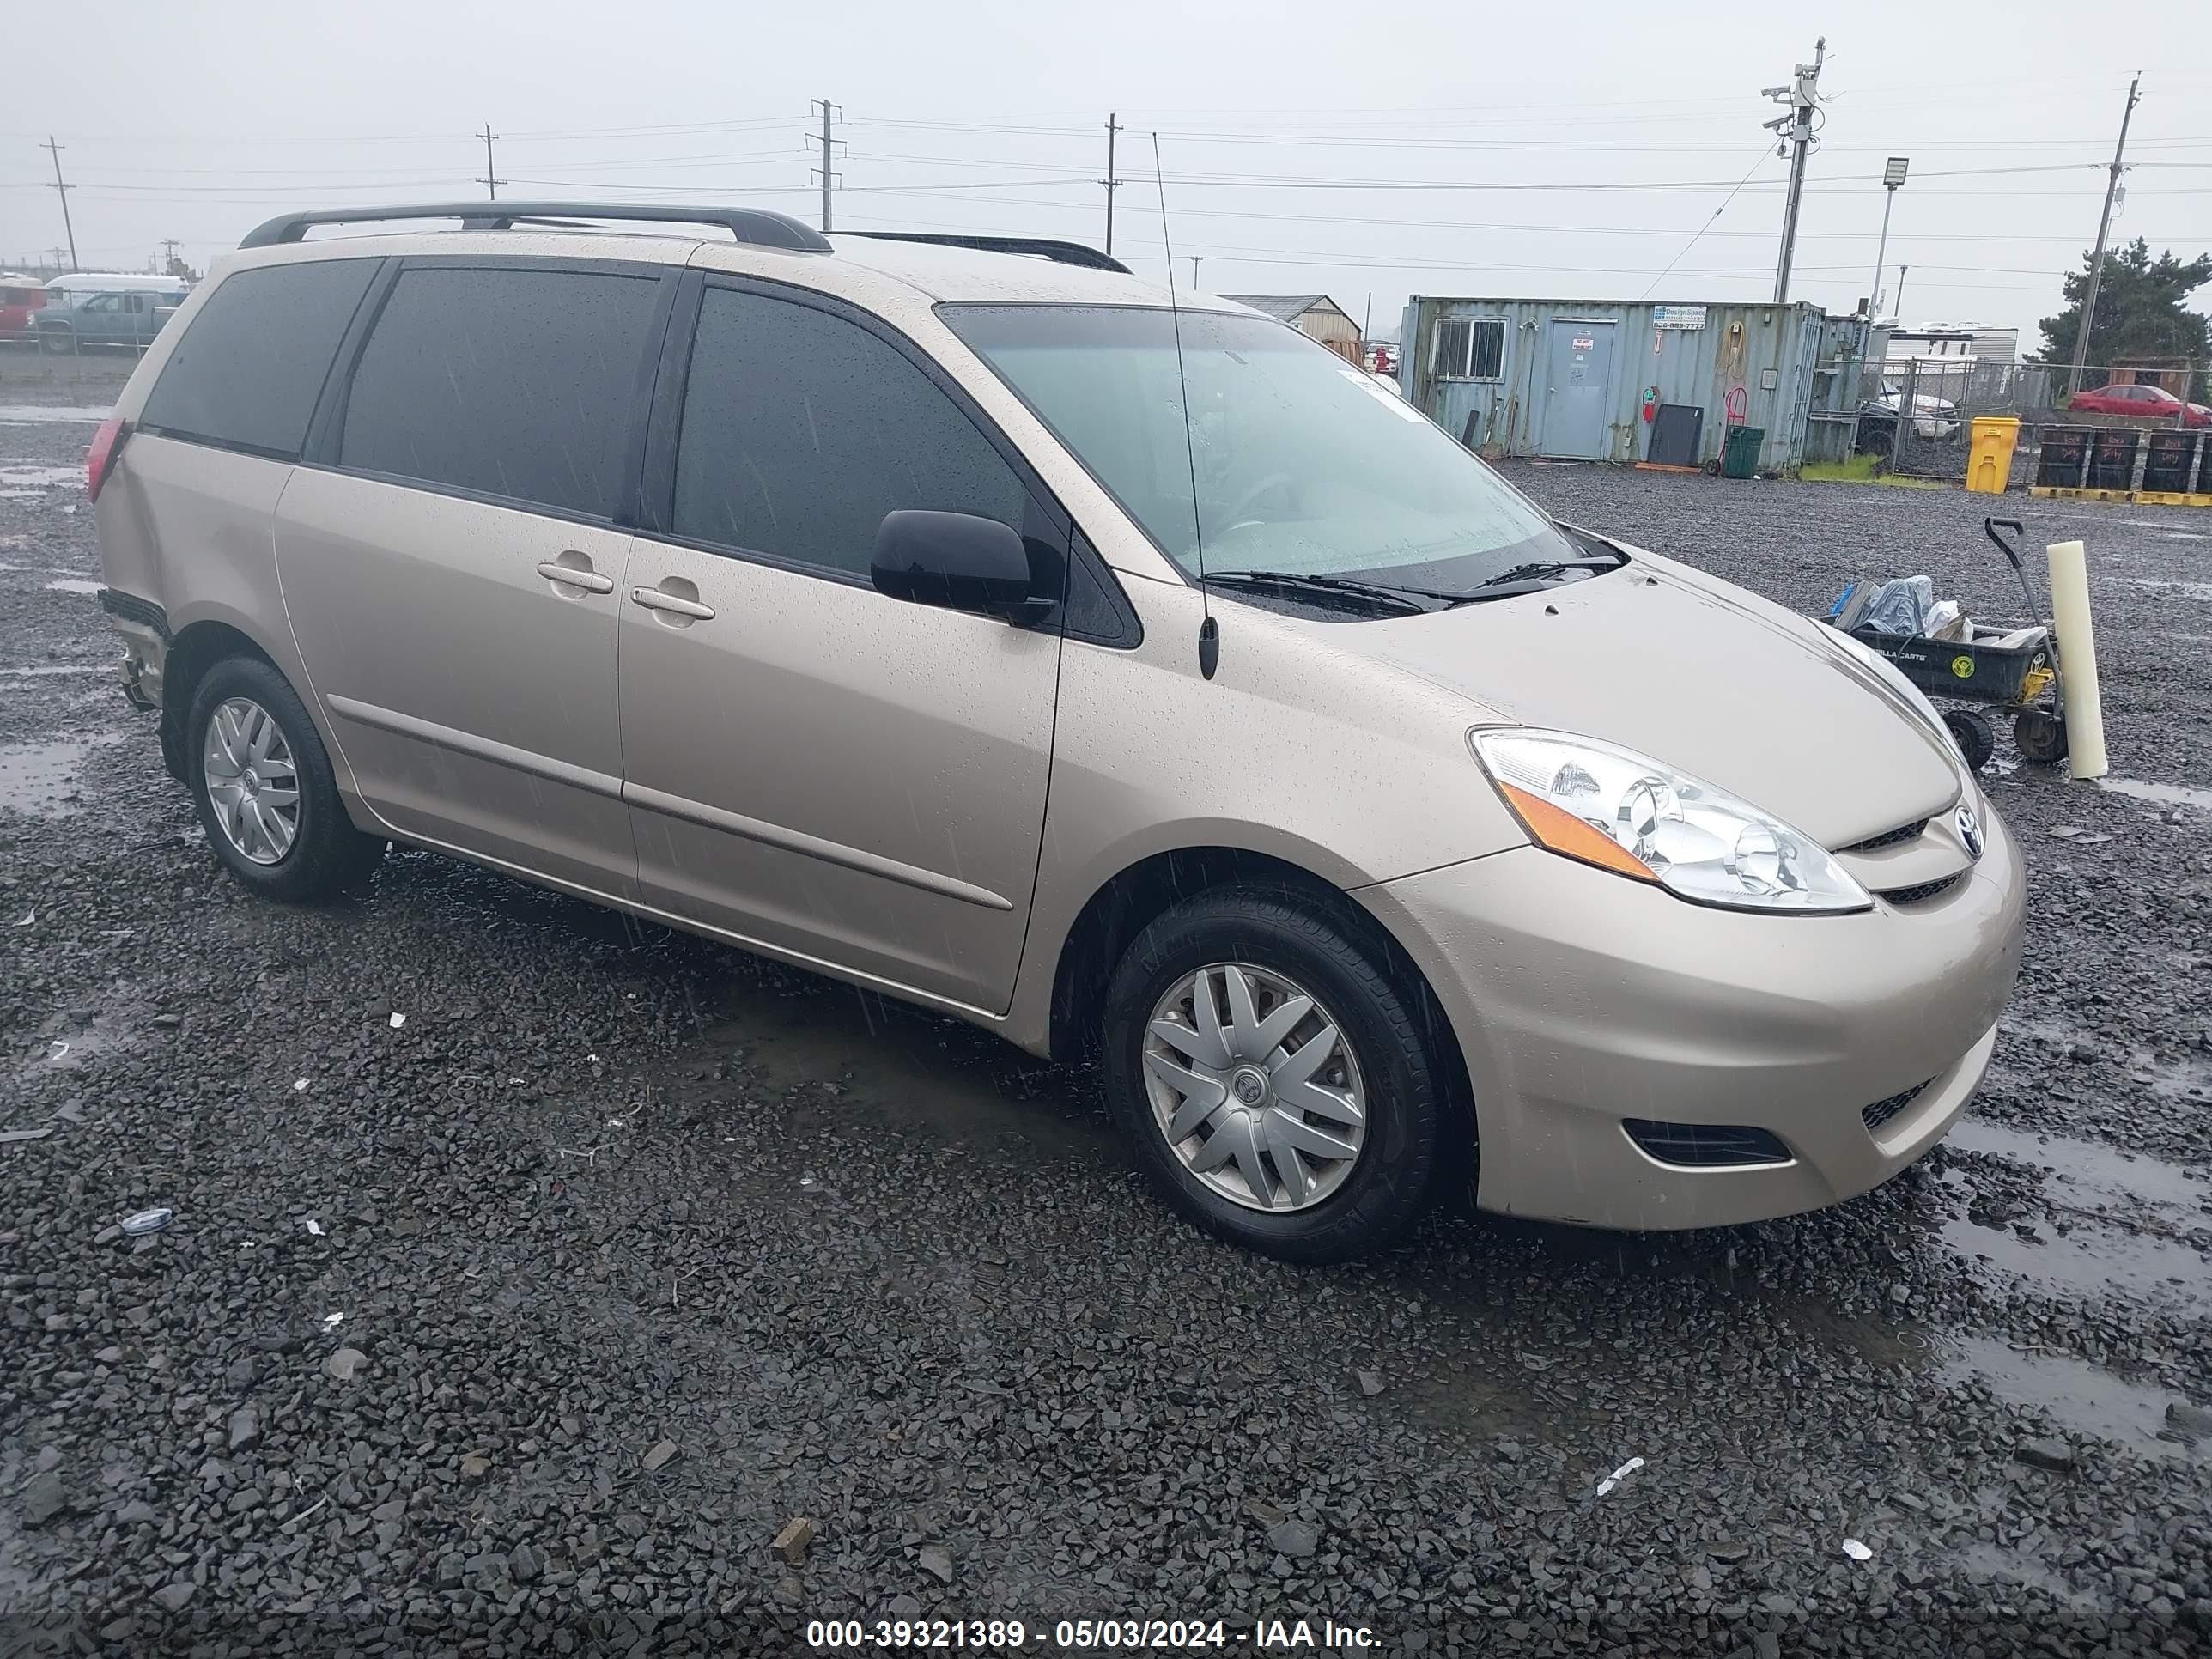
[{"x1": 1862, "y1": 386, "x2": 1960, "y2": 442}]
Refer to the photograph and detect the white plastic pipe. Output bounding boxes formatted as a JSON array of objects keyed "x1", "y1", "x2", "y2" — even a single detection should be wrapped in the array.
[{"x1": 2045, "y1": 538, "x2": 2108, "y2": 780}]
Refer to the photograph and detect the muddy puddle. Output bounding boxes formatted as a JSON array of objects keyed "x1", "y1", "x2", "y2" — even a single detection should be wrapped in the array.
[
  {"x1": 1929, "y1": 1115, "x2": 2209, "y2": 1310},
  {"x1": 1937, "y1": 1334, "x2": 2194, "y2": 1457},
  {"x1": 685, "y1": 974, "x2": 1112, "y2": 1163},
  {"x1": 0, "y1": 464, "x2": 84, "y2": 489},
  {"x1": 2097, "y1": 775, "x2": 2212, "y2": 814},
  {"x1": 1946, "y1": 1117, "x2": 2209, "y2": 1216},
  {"x1": 0, "y1": 404, "x2": 110, "y2": 423},
  {"x1": 0, "y1": 732, "x2": 126, "y2": 816}
]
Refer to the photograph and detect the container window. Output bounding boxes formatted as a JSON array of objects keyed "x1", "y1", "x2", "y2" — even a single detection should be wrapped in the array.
[{"x1": 1435, "y1": 316, "x2": 1504, "y2": 380}]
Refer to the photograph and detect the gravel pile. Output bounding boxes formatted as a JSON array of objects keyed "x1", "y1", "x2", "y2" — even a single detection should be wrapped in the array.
[{"x1": 3, "y1": 423, "x2": 2207, "y2": 1655}]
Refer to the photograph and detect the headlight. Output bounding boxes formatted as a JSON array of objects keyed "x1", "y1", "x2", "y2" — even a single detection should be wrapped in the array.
[
  {"x1": 1825, "y1": 625, "x2": 1965, "y2": 768},
  {"x1": 1470, "y1": 728, "x2": 1871, "y2": 915}
]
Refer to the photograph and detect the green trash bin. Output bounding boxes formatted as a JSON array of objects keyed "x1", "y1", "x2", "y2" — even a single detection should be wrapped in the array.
[{"x1": 1721, "y1": 423, "x2": 1765, "y2": 478}]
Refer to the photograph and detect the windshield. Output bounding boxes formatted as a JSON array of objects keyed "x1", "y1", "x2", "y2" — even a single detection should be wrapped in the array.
[{"x1": 944, "y1": 304, "x2": 1578, "y2": 593}]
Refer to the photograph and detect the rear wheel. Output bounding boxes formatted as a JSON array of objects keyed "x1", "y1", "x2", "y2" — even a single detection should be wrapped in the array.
[
  {"x1": 187, "y1": 656, "x2": 383, "y2": 902},
  {"x1": 2014, "y1": 706, "x2": 2069, "y2": 765},
  {"x1": 1100, "y1": 887, "x2": 1446, "y2": 1262}
]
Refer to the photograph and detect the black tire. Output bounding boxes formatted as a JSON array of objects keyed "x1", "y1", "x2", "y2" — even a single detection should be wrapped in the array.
[
  {"x1": 186, "y1": 655, "x2": 383, "y2": 902},
  {"x1": 1942, "y1": 708, "x2": 1996, "y2": 774},
  {"x1": 2013, "y1": 706, "x2": 2069, "y2": 765},
  {"x1": 40, "y1": 328, "x2": 71, "y2": 356},
  {"x1": 1100, "y1": 886, "x2": 1447, "y2": 1262}
]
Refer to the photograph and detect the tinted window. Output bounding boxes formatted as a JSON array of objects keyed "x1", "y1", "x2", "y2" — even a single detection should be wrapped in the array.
[
  {"x1": 672, "y1": 286, "x2": 1025, "y2": 576},
  {"x1": 139, "y1": 259, "x2": 378, "y2": 459},
  {"x1": 340, "y1": 267, "x2": 660, "y2": 519}
]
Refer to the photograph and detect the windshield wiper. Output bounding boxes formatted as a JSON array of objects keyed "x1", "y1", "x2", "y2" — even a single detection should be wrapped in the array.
[
  {"x1": 1201, "y1": 569, "x2": 1449, "y2": 614},
  {"x1": 1471, "y1": 556, "x2": 1623, "y2": 592}
]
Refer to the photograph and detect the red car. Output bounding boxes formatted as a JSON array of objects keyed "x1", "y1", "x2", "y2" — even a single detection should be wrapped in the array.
[
  {"x1": 2066, "y1": 382, "x2": 2211, "y2": 427},
  {"x1": 1, "y1": 278, "x2": 47, "y2": 342}
]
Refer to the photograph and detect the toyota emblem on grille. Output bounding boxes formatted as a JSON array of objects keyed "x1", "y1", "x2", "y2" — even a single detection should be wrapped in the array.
[{"x1": 1956, "y1": 804, "x2": 1984, "y2": 860}]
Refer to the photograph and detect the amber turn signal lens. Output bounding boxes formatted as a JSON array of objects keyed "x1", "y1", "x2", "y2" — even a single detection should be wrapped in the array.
[{"x1": 1500, "y1": 783, "x2": 1657, "y2": 883}]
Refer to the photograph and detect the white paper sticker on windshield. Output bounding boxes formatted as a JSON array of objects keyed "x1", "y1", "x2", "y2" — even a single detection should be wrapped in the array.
[{"x1": 1339, "y1": 368, "x2": 1426, "y2": 422}]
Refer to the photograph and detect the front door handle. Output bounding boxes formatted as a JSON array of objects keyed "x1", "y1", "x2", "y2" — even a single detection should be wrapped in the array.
[
  {"x1": 537, "y1": 561, "x2": 615, "y2": 594},
  {"x1": 630, "y1": 585, "x2": 716, "y2": 622}
]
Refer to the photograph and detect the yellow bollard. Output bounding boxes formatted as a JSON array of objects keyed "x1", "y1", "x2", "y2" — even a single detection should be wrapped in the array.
[{"x1": 2045, "y1": 539, "x2": 2107, "y2": 780}]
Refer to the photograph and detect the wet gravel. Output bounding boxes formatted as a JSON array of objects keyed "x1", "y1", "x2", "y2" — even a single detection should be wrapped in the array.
[{"x1": 2, "y1": 391, "x2": 2209, "y2": 1656}]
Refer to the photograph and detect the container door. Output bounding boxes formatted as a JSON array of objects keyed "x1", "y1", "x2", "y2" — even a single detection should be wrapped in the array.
[{"x1": 1541, "y1": 320, "x2": 1614, "y2": 459}]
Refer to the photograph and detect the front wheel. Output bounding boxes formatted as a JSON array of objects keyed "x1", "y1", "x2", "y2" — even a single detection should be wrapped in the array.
[
  {"x1": 40, "y1": 329, "x2": 71, "y2": 356},
  {"x1": 1100, "y1": 887, "x2": 1447, "y2": 1262},
  {"x1": 1943, "y1": 709, "x2": 1996, "y2": 773},
  {"x1": 187, "y1": 656, "x2": 384, "y2": 902}
]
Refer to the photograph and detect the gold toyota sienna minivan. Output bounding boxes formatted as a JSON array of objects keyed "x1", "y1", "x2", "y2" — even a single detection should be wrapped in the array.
[{"x1": 89, "y1": 204, "x2": 2025, "y2": 1261}]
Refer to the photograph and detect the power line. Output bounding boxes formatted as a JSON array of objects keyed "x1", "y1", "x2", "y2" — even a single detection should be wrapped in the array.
[{"x1": 1639, "y1": 148, "x2": 1774, "y2": 301}]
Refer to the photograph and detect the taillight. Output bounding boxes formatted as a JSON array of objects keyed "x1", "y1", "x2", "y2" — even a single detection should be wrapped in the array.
[{"x1": 86, "y1": 416, "x2": 127, "y2": 501}]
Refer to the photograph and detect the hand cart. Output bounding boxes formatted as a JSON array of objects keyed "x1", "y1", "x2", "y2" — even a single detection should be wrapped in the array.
[{"x1": 1823, "y1": 517, "x2": 2067, "y2": 773}]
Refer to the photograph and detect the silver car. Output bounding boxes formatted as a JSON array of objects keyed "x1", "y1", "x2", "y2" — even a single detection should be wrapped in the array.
[{"x1": 89, "y1": 204, "x2": 2024, "y2": 1261}]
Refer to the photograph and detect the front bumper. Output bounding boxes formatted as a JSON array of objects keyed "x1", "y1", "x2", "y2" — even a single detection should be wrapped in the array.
[{"x1": 1359, "y1": 801, "x2": 2025, "y2": 1231}]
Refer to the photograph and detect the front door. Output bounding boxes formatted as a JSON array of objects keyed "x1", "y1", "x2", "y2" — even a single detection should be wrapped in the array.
[
  {"x1": 276, "y1": 261, "x2": 672, "y2": 897},
  {"x1": 1541, "y1": 319, "x2": 1615, "y2": 459},
  {"x1": 618, "y1": 281, "x2": 1064, "y2": 1013}
]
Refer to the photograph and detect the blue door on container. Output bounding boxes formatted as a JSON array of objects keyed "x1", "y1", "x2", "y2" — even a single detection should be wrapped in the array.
[{"x1": 1541, "y1": 320, "x2": 1614, "y2": 459}]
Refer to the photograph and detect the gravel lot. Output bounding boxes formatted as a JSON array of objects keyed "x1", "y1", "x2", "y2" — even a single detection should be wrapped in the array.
[{"x1": 3, "y1": 375, "x2": 2209, "y2": 1656}]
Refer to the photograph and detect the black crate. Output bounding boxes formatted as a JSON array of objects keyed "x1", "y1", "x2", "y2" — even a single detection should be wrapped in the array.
[
  {"x1": 2087, "y1": 429, "x2": 2138, "y2": 490},
  {"x1": 2035, "y1": 426, "x2": 2088, "y2": 487},
  {"x1": 2143, "y1": 430, "x2": 2203, "y2": 494},
  {"x1": 1847, "y1": 624, "x2": 2053, "y2": 705}
]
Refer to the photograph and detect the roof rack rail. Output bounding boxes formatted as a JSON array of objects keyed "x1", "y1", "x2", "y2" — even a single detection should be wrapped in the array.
[
  {"x1": 842, "y1": 232, "x2": 1130, "y2": 276},
  {"x1": 238, "y1": 203, "x2": 832, "y2": 253}
]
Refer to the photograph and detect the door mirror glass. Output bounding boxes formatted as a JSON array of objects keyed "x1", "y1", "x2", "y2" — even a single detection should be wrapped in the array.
[{"x1": 872, "y1": 510, "x2": 1042, "y2": 622}]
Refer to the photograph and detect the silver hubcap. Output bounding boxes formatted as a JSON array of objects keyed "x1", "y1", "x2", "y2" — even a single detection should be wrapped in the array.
[
  {"x1": 202, "y1": 696, "x2": 299, "y2": 866},
  {"x1": 1142, "y1": 962, "x2": 1367, "y2": 1212}
]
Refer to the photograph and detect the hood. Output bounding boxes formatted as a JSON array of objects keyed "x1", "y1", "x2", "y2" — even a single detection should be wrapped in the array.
[{"x1": 1359, "y1": 547, "x2": 1962, "y2": 847}]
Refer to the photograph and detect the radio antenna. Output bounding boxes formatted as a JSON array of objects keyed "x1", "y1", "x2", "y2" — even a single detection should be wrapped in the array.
[{"x1": 1152, "y1": 131, "x2": 1218, "y2": 680}]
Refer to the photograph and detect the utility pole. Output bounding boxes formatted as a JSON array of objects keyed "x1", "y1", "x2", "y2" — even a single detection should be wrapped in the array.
[
  {"x1": 1188, "y1": 256, "x2": 1201, "y2": 289},
  {"x1": 811, "y1": 99, "x2": 842, "y2": 232},
  {"x1": 42, "y1": 136, "x2": 78, "y2": 272},
  {"x1": 159, "y1": 237, "x2": 179, "y2": 276},
  {"x1": 1762, "y1": 38, "x2": 1824, "y2": 304},
  {"x1": 476, "y1": 125, "x2": 502, "y2": 201},
  {"x1": 2067, "y1": 74, "x2": 2142, "y2": 397},
  {"x1": 1101, "y1": 112, "x2": 1123, "y2": 258}
]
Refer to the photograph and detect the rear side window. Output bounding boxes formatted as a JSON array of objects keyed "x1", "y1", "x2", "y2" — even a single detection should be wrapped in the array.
[
  {"x1": 339, "y1": 266, "x2": 660, "y2": 520},
  {"x1": 139, "y1": 259, "x2": 378, "y2": 459},
  {"x1": 671, "y1": 286, "x2": 1025, "y2": 576}
]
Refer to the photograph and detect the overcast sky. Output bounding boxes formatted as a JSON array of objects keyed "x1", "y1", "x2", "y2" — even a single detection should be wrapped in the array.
[{"x1": 8, "y1": 2, "x2": 2208, "y2": 351}]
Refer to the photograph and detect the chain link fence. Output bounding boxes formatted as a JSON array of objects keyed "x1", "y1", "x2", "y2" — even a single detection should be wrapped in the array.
[{"x1": 1825, "y1": 354, "x2": 2209, "y2": 489}]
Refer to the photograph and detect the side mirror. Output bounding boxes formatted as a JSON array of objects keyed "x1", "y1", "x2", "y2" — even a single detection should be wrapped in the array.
[{"x1": 871, "y1": 510, "x2": 1049, "y2": 623}]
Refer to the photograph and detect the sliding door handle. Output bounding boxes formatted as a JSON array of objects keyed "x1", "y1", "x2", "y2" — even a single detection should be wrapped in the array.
[
  {"x1": 536, "y1": 562, "x2": 615, "y2": 593},
  {"x1": 630, "y1": 585, "x2": 716, "y2": 622}
]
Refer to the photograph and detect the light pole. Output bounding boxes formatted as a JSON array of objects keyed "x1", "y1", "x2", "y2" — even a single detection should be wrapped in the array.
[
  {"x1": 1869, "y1": 157, "x2": 1909, "y2": 325},
  {"x1": 1850, "y1": 157, "x2": 1908, "y2": 412}
]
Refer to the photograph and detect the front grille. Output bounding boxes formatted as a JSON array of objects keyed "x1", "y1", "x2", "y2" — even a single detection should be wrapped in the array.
[
  {"x1": 1878, "y1": 873, "x2": 1962, "y2": 906},
  {"x1": 1843, "y1": 818, "x2": 1929, "y2": 854},
  {"x1": 1861, "y1": 1079, "x2": 1936, "y2": 1133},
  {"x1": 1623, "y1": 1119, "x2": 1791, "y2": 1168}
]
